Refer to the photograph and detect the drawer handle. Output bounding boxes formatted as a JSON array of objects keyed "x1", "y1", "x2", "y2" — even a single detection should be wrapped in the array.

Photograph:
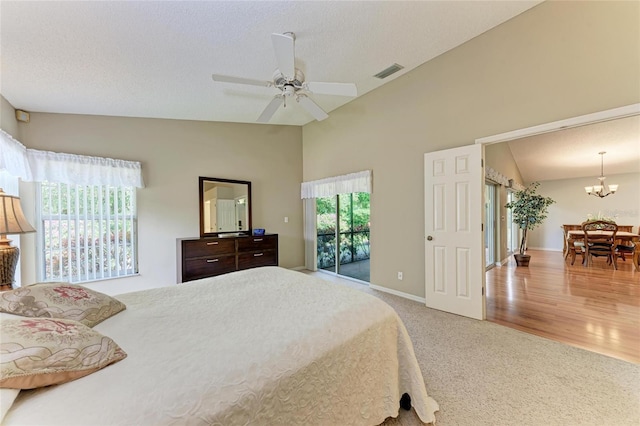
[
  {"x1": 253, "y1": 253, "x2": 264, "y2": 257},
  {"x1": 253, "y1": 238, "x2": 263, "y2": 242},
  {"x1": 206, "y1": 242, "x2": 219, "y2": 245},
  {"x1": 206, "y1": 259, "x2": 220, "y2": 263}
]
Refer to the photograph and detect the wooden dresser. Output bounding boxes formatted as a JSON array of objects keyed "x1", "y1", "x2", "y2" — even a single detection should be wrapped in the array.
[{"x1": 177, "y1": 234, "x2": 278, "y2": 283}]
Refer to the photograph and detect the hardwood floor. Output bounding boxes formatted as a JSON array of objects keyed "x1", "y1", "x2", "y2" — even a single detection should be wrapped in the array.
[{"x1": 486, "y1": 249, "x2": 640, "y2": 364}]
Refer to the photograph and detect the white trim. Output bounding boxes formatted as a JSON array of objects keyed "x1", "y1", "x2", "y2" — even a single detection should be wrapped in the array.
[
  {"x1": 369, "y1": 284, "x2": 426, "y2": 304},
  {"x1": 475, "y1": 103, "x2": 640, "y2": 145},
  {"x1": 527, "y1": 247, "x2": 562, "y2": 252},
  {"x1": 316, "y1": 268, "x2": 370, "y2": 286},
  {"x1": 289, "y1": 266, "x2": 306, "y2": 271},
  {"x1": 497, "y1": 257, "x2": 510, "y2": 266}
]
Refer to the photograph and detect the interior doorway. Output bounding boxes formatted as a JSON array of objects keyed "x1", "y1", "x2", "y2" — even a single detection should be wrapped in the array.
[{"x1": 477, "y1": 104, "x2": 640, "y2": 362}]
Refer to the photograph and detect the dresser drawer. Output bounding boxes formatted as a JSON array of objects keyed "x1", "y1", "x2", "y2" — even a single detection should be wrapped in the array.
[
  {"x1": 238, "y1": 250, "x2": 278, "y2": 269},
  {"x1": 177, "y1": 234, "x2": 279, "y2": 283},
  {"x1": 182, "y1": 238, "x2": 236, "y2": 258},
  {"x1": 237, "y1": 235, "x2": 278, "y2": 252},
  {"x1": 183, "y1": 254, "x2": 236, "y2": 282}
]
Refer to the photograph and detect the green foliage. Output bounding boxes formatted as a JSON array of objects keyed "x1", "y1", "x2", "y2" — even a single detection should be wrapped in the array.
[
  {"x1": 316, "y1": 193, "x2": 370, "y2": 269},
  {"x1": 504, "y1": 182, "x2": 555, "y2": 255}
]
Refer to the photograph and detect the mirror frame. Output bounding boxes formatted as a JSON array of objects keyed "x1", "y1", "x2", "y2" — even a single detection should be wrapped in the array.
[{"x1": 199, "y1": 176, "x2": 252, "y2": 237}]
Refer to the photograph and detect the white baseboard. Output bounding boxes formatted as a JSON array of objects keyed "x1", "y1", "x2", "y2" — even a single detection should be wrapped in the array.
[
  {"x1": 289, "y1": 266, "x2": 306, "y2": 271},
  {"x1": 527, "y1": 247, "x2": 562, "y2": 252},
  {"x1": 369, "y1": 284, "x2": 426, "y2": 304}
]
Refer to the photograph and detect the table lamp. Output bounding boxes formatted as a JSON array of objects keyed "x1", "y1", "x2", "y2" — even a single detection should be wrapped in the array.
[{"x1": 0, "y1": 188, "x2": 36, "y2": 288}]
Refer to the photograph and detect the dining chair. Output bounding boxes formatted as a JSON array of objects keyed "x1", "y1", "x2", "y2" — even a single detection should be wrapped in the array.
[
  {"x1": 614, "y1": 225, "x2": 634, "y2": 259},
  {"x1": 562, "y1": 224, "x2": 584, "y2": 263},
  {"x1": 615, "y1": 225, "x2": 638, "y2": 270},
  {"x1": 582, "y1": 220, "x2": 618, "y2": 269}
]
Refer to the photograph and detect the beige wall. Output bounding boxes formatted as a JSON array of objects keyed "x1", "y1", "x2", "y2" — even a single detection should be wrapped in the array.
[
  {"x1": 302, "y1": 1, "x2": 640, "y2": 297},
  {"x1": 527, "y1": 173, "x2": 640, "y2": 251},
  {"x1": 485, "y1": 143, "x2": 524, "y2": 263},
  {"x1": 1, "y1": 95, "x2": 20, "y2": 137},
  {"x1": 17, "y1": 113, "x2": 304, "y2": 294}
]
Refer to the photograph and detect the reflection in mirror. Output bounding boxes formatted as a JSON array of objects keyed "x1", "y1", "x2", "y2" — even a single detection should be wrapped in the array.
[{"x1": 199, "y1": 177, "x2": 251, "y2": 237}]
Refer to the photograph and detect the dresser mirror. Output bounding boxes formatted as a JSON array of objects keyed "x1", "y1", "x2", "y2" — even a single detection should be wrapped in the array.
[{"x1": 199, "y1": 177, "x2": 252, "y2": 237}]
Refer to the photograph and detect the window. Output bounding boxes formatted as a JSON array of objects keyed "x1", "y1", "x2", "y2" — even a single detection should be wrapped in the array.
[{"x1": 37, "y1": 182, "x2": 138, "y2": 283}]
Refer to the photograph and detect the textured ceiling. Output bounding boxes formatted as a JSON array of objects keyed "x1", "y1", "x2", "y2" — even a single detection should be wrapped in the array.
[
  {"x1": 507, "y1": 115, "x2": 640, "y2": 182},
  {"x1": 4, "y1": 1, "x2": 635, "y2": 181},
  {"x1": 0, "y1": 0, "x2": 541, "y2": 126}
]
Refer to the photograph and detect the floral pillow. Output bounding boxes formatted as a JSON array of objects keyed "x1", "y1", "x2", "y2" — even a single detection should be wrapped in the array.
[
  {"x1": 0, "y1": 283, "x2": 126, "y2": 327},
  {"x1": 0, "y1": 317, "x2": 127, "y2": 389}
]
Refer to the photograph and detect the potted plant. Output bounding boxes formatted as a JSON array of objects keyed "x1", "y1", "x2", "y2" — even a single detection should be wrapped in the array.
[{"x1": 504, "y1": 182, "x2": 555, "y2": 266}]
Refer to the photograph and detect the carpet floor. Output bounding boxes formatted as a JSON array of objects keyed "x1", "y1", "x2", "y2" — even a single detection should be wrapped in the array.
[{"x1": 307, "y1": 271, "x2": 640, "y2": 426}]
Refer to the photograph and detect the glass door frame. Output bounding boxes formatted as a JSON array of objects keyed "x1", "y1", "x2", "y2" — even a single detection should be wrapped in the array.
[
  {"x1": 316, "y1": 192, "x2": 370, "y2": 283},
  {"x1": 485, "y1": 181, "x2": 497, "y2": 270}
]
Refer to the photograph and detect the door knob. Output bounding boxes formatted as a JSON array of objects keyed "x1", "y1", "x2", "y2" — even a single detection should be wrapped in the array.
[{"x1": 427, "y1": 236, "x2": 433, "y2": 241}]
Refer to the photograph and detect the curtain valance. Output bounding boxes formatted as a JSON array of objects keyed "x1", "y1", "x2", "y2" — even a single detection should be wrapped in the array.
[
  {"x1": 0, "y1": 129, "x2": 144, "y2": 188},
  {"x1": 301, "y1": 170, "x2": 371, "y2": 199},
  {"x1": 0, "y1": 130, "x2": 33, "y2": 181}
]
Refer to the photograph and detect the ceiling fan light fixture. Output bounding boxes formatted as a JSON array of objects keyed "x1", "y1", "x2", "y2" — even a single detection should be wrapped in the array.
[{"x1": 212, "y1": 32, "x2": 357, "y2": 123}]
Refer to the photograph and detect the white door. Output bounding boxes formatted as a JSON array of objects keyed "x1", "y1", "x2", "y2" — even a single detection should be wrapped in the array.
[
  {"x1": 216, "y1": 199, "x2": 237, "y2": 231},
  {"x1": 424, "y1": 144, "x2": 485, "y2": 320}
]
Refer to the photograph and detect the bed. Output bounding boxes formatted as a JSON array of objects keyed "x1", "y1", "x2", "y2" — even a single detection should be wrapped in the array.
[{"x1": 1, "y1": 267, "x2": 438, "y2": 425}]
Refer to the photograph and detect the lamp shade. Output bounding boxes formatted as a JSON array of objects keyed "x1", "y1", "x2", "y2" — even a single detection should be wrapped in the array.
[{"x1": 0, "y1": 188, "x2": 36, "y2": 235}]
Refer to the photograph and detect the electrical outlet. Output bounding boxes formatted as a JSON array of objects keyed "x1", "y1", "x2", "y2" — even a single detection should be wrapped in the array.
[
  {"x1": 284, "y1": 217, "x2": 288, "y2": 223},
  {"x1": 397, "y1": 272, "x2": 403, "y2": 280}
]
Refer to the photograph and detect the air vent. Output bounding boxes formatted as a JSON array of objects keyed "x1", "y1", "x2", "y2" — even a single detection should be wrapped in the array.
[{"x1": 374, "y1": 63, "x2": 404, "y2": 79}]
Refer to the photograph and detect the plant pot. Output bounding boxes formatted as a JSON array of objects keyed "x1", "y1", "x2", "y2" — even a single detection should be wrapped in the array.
[{"x1": 514, "y1": 253, "x2": 531, "y2": 267}]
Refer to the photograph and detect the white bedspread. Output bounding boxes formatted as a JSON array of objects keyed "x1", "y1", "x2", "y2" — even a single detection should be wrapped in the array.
[{"x1": 4, "y1": 267, "x2": 438, "y2": 425}]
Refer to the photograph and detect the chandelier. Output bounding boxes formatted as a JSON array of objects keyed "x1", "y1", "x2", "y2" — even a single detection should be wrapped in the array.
[{"x1": 584, "y1": 151, "x2": 618, "y2": 198}]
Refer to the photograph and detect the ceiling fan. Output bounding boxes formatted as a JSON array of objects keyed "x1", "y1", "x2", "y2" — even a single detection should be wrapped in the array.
[{"x1": 212, "y1": 32, "x2": 357, "y2": 123}]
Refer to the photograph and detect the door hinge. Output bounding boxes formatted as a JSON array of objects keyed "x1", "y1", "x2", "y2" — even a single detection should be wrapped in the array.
[
  {"x1": 482, "y1": 287, "x2": 485, "y2": 296},
  {"x1": 481, "y1": 223, "x2": 484, "y2": 231},
  {"x1": 481, "y1": 159, "x2": 484, "y2": 167}
]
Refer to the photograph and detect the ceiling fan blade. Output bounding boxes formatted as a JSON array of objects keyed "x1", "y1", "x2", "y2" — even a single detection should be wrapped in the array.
[
  {"x1": 297, "y1": 95, "x2": 329, "y2": 121},
  {"x1": 257, "y1": 96, "x2": 284, "y2": 123},
  {"x1": 212, "y1": 74, "x2": 272, "y2": 88},
  {"x1": 271, "y1": 33, "x2": 295, "y2": 80},
  {"x1": 305, "y1": 82, "x2": 357, "y2": 97}
]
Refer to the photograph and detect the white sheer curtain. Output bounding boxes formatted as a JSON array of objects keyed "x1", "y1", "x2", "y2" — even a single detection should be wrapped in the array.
[
  {"x1": 0, "y1": 129, "x2": 144, "y2": 188},
  {"x1": 0, "y1": 130, "x2": 32, "y2": 181},
  {"x1": 28, "y1": 150, "x2": 144, "y2": 187},
  {"x1": 301, "y1": 170, "x2": 371, "y2": 199}
]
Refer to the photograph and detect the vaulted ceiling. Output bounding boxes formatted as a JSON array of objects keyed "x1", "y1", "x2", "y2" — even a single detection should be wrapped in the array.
[
  {"x1": 507, "y1": 115, "x2": 640, "y2": 182},
  {"x1": 2, "y1": 1, "x2": 637, "y2": 180},
  {"x1": 1, "y1": 0, "x2": 540, "y2": 126}
]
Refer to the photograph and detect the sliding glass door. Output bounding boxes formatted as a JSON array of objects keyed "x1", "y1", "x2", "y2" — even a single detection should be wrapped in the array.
[
  {"x1": 506, "y1": 190, "x2": 519, "y2": 255},
  {"x1": 317, "y1": 193, "x2": 370, "y2": 282},
  {"x1": 485, "y1": 183, "x2": 497, "y2": 268}
]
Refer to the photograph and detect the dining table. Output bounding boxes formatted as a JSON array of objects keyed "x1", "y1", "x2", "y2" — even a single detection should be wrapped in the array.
[{"x1": 567, "y1": 229, "x2": 639, "y2": 271}]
